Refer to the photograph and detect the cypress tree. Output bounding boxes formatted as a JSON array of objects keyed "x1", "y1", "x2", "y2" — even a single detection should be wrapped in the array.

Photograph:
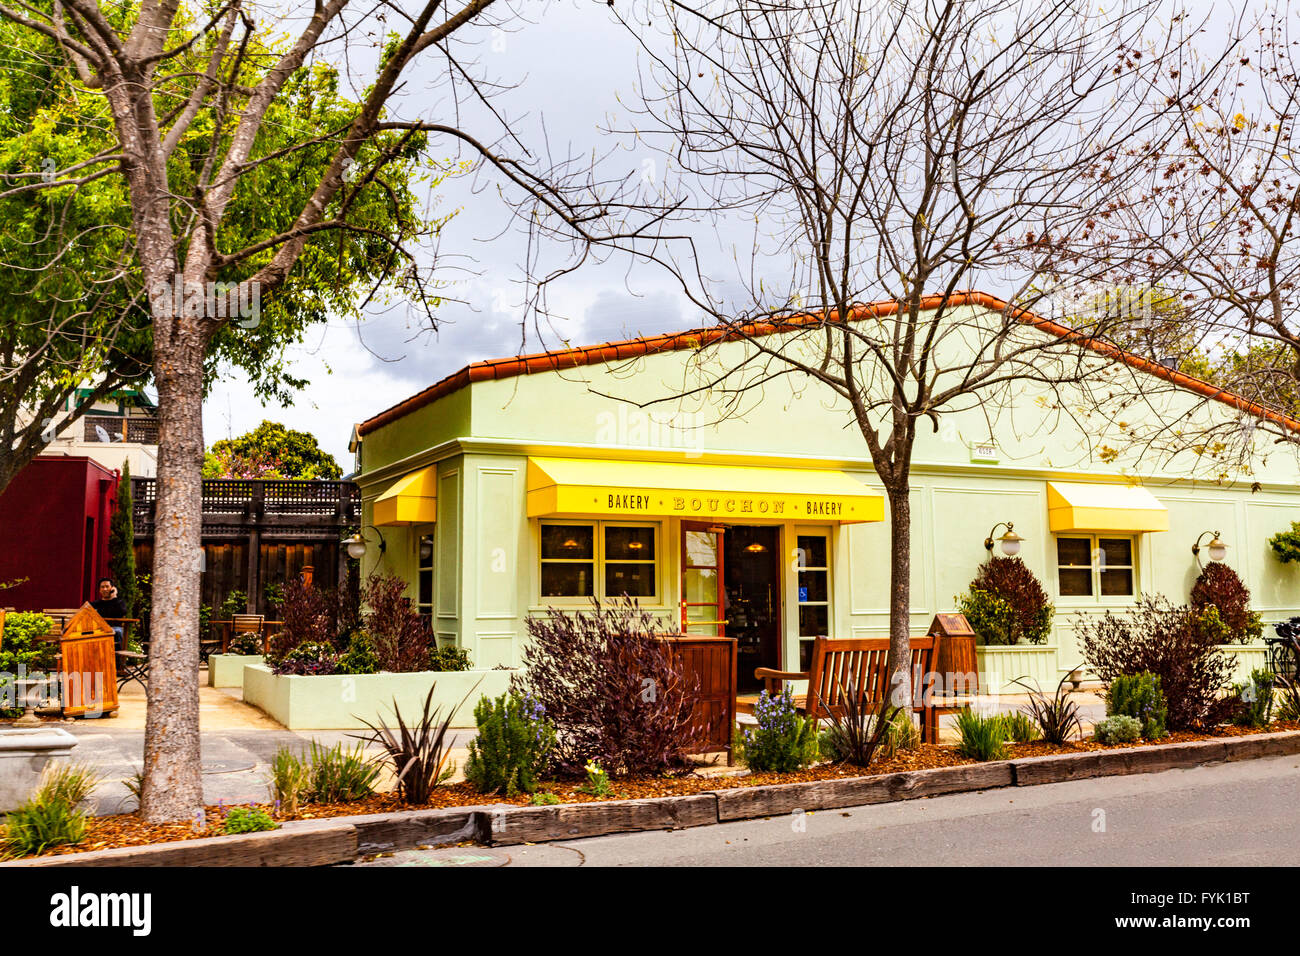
[{"x1": 109, "y1": 461, "x2": 138, "y2": 617}]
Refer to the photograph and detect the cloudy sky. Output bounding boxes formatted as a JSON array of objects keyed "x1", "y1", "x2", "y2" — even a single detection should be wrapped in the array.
[{"x1": 203, "y1": 2, "x2": 697, "y2": 469}]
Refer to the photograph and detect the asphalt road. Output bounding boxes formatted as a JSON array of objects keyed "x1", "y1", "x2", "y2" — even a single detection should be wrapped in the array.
[{"x1": 356, "y1": 753, "x2": 1300, "y2": 867}]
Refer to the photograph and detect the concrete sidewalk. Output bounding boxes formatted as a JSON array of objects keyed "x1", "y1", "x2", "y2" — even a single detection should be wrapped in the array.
[{"x1": 44, "y1": 669, "x2": 476, "y2": 815}]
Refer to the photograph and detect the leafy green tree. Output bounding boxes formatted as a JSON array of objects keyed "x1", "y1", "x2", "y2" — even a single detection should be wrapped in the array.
[
  {"x1": 108, "y1": 461, "x2": 137, "y2": 618},
  {"x1": 0, "y1": 10, "x2": 433, "y2": 495},
  {"x1": 204, "y1": 421, "x2": 342, "y2": 480},
  {"x1": 0, "y1": 0, "x2": 650, "y2": 825}
]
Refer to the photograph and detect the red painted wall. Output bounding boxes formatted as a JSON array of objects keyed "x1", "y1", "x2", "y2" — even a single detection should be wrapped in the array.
[{"x1": 0, "y1": 457, "x2": 119, "y2": 611}]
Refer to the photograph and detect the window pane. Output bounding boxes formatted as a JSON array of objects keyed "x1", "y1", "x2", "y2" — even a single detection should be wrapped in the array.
[
  {"x1": 798, "y1": 569, "x2": 828, "y2": 603},
  {"x1": 684, "y1": 530, "x2": 719, "y2": 567},
  {"x1": 541, "y1": 563, "x2": 592, "y2": 597},
  {"x1": 1100, "y1": 568, "x2": 1133, "y2": 596},
  {"x1": 1058, "y1": 568, "x2": 1093, "y2": 596},
  {"x1": 799, "y1": 639, "x2": 815, "y2": 671},
  {"x1": 1099, "y1": 538, "x2": 1132, "y2": 568},
  {"x1": 798, "y1": 604, "x2": 828, "y2": 638},
  {"x1": 605, "y1": 526, "x2": 655, "y2": 561},
  {"x1": 418, "y1": 569, "x2": 433, "y2": 605},
  {"x1": 796, "y1": 536, "x2": 827, "y2": 568},
  {"x1": 1056, "y1": 537, "x2": 1092, "y2": 567},
  {"x1": 684, "y1": 567, "x2": 717, "y2": 603},
  {"x1": 605, "y1": 563, "x2": 655, "y2": 597},
  {"x1": 541, "y1": 525, "x2": 593, "y2": 560}
]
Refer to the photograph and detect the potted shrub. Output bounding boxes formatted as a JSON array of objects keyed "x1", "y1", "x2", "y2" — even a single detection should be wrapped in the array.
[
  {"x1": 1190, "y1": 562, "x2": 1262, "y2": 645},
  {"x1": 957, "y1": 557, "x2": 1054, "y2": 645}
]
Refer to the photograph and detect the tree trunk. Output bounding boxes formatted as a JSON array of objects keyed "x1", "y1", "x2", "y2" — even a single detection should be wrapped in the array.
[
  {"x1": 885, "y1": 483, "x2": 913, "y2": 711},
  {"x1": 139, "y1": 324, "x2": 207, "y2": 821}
]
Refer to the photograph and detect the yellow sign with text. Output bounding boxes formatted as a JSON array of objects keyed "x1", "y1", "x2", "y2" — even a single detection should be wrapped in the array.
[{"x1": 526, "y1": 458, "x2": 883, "y2": 523}]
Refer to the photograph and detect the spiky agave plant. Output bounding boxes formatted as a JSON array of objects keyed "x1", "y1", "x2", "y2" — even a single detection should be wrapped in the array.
[
  {"x1": 353, "y1": 684, "x2": 475, "y2": 804},
  {"x1": 820, "y1": 677, "x2": 898, "y2": 768},
  {"x1": 1012, "y1": 673, "x2": 1084, "y2": 745}
]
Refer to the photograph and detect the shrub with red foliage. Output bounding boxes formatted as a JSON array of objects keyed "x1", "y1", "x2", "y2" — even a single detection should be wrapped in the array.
[
  {"x1": 267, "y1": 579, "x2": 338, "y2": 663},
  {"x1": 966, "y1": 556, "x2": 1054, "y2": 645},
  {"x1": 1190, "y1": 562, "x2": 1258, "y2": 644},
  {"x1": 362, "y1": 572, "x2": 434, "y2": 673},
  {"x1": 512, "y1": 598, "x2": 703, "y2": 776},
  {"x1": 1078, "y1": 594, "x2": 1233, "y2": 730}
]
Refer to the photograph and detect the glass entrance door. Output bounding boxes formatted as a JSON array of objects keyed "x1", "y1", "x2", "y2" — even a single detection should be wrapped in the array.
[
  {"x1": 680, "y1": 523, "x2": 725, "y2": 636},
  {"x1": 723, "y1": 526, "x2": 781, "y2": 692}
]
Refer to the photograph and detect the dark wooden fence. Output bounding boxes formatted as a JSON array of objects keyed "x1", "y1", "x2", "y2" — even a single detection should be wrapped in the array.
[{"x1": 132, "y1": 477, "x2": 360, "y2": 623}]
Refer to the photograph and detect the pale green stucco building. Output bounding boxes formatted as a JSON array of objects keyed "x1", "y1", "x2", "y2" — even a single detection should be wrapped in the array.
[{"x1": 348, "y1": 294, "x2": 1300, "y2": 692}]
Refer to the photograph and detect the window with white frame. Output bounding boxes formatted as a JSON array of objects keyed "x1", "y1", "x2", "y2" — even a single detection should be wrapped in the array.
[
  {"x1": 415, "y1": 531, "x2": 435, "y2": 625},
  {"x1": 1055, "y1": 535, "x2": 1135, "y2": 599},
  {"x1": 540, "y1": 521, "x2": 658, "y2": 601},
  {"x1": 796, "y1": 533, "x2": 831, "y2": 670}
]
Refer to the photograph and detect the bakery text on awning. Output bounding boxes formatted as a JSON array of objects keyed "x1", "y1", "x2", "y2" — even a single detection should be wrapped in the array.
[{"x1": 526, "y1": 457, "x2": 884, "y2": 523}]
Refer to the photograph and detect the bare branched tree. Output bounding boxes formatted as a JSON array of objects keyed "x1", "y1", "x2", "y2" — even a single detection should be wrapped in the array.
[
  {"x1": 607, "y1": 0, "x2": 1226, "y2": 702},
  {"x1": 0, "y1": 0, "x2": 674, "y2": 821},
  {"x1": 1116, "y1": 6, "x2": 1300, "y2": 473}
]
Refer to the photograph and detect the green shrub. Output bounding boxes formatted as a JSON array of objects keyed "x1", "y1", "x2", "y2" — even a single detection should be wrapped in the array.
[
  {"x1": 269, "y1": 748, "x2": 309, "y2": 816},
  {"x1": 0, "y1": 613, "x2": 58, "y2": 714},
  {"x1": 819, "y1": 704, "x2": 921, "y2": 764},
  {"x1": 3, "y1": 798, "x2": 86, "y2": 857},
  {"x1": 337, "y1": 631, "x2": 380, "y2": 675},
  {"x1": 1078, "y1": 595, "x2": 1234, "y2": 730},
  {"x1": 1231, "y1": 669, "x2": 1275, "y2": 728},
  {"x1": 888, "y1": 707, "x2": 921, "y2": 752},
  {"x1": 219, "y1": 590, "x2": 248, "y2": 620},
  {"x1": 1094, "y1": 714, "x2": 1142, "y2": 744},
  {"x1": 530, "y1": 791, "x2": 561, "y2": 806},
  {"x1": 958, "y1": 556, "x2": 1054, "y2": 645},
  {"x1": 465, "y1": 692, "x2": 556, "y2": 796},
  {"x1": 955, "y1": 709, "x2": 1008, "y2": 761},
  {"x1": 956, "y1": 590, "x2": 1020, "y2": 646},
  {"x1": 1106, "y1": 672, "x2": 1169, "y2": 739},
  {"x1": 1191, "y1": 563, "x2": 1260, "y2": 644},
  {"x1": 224, "y1": 807, "x2": 278, "y2": 834},
  {"x1": 428, "y1": 645, "x2": 472, "y2": 672},
  {"x1": 271, "y1": 640, "x2": 340, "y2": 676},
  {"x1": 304, "y1": 741, "x2": 380, "y2": 803},
  {"x1": 227, "y1": 632, "x2": 262, "y2": 656},
  {"x1": 1, "y1": 762, "x2": 101, "y2": 857},
  {"x1": 1001, "y1": 712, "x2": 1041, "y2": 744},
  {"x1": 1270, "y1": 521, "x2": 1300, "y2": 563},
  {"x1": 740, "y1": 687, "x2": 818, "y2": 772}
]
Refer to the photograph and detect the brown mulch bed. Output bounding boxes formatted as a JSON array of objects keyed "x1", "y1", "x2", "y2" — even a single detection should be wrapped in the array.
[{"x1": 26, "y1": 719, "x2": 1300, "y2": 859}]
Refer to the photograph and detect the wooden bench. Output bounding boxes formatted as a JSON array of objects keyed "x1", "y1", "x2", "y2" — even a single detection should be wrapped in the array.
[{"x1": 755, "y1": 636, "x2": 940, "y2": 742}]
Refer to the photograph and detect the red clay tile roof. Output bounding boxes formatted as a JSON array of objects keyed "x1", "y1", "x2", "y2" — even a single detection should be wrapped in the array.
[{"x1": 357, "y1": 290, "x2": 1300, "y2": 438}]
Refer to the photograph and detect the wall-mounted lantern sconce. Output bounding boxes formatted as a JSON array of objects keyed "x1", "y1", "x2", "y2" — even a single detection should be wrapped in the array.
[
  {"x1": 1192, "y1": 530, "x2": 1228, "y2": 569},
  {"x1": 984, "y1": 521, "x2": 1024, "y2": 557},
  {"x1": 344, "y1": 526, "x2": 387, "y2": 560}
]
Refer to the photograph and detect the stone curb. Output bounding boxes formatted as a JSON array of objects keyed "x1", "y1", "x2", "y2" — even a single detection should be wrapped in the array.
[{"x1": 9, "y1": 730, "x2": 1298, "y2": 866}]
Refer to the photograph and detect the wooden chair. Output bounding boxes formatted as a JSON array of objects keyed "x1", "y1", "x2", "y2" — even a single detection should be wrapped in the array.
[
  {"x1": 225, "y1": 614, "x2": 266, "y2": 654},
  {"x1": 755, "y1": 636, "x2": 939, "y2": 741}
]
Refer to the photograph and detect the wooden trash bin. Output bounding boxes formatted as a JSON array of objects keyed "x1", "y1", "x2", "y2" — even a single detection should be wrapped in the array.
[
  {"x1": 928, "y1": 613, "x2": 979, "y2": 696},
  {"x1": 58, "y1": 604, "x2": 120, "y2": 718}
]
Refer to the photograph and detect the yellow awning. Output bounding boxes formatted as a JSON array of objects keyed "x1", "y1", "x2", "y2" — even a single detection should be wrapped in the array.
[
  {"x1": 1047, "y1": 481, "x2": 1167, "y2": 533},
  {"x1": 526, "y1": 457, "x2": 884, "y2": 523},
  {"x1": 373, "y1": 466, "x2": 437, "y2": 526}
]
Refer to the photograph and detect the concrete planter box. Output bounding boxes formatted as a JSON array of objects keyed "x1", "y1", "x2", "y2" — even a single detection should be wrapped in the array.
[
  {"x1": 0, "y1": 728, "x2": 78, "y2": 812},
  {"x1": 241, "y1": 664, "x2": 514, "y2": 730},
  {"x1": 207, "y1": 654, "x2": 264, "y2": 689},
  {"x1": 975, "y1": 644, "x2": 1059, "y2": 695},
  {"x1": 1219, "y1": 643, "x2": 1271, "y2": 684}
]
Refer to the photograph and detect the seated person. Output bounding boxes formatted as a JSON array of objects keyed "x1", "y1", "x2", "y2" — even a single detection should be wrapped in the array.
[{"x1": 90, "y1": 577, "x2": 128, "y2": 650}]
